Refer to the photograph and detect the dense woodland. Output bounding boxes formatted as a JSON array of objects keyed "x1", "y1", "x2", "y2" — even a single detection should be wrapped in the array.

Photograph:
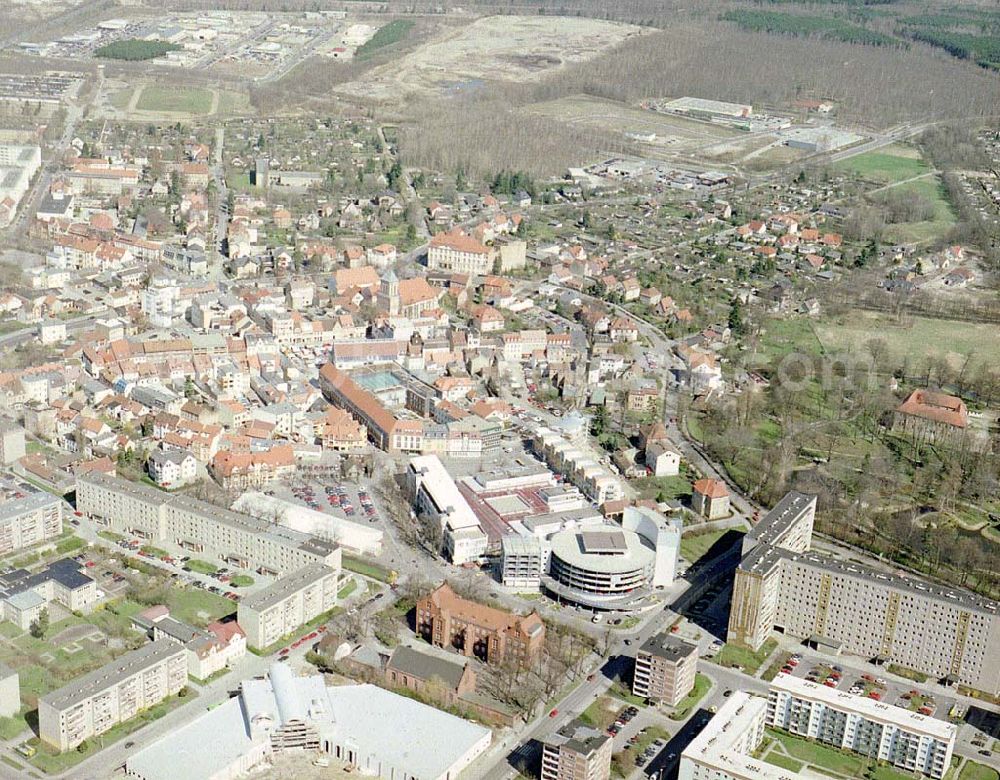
[{"x1": 396, "y1": 18, "x2": 1000, "y2": 177}]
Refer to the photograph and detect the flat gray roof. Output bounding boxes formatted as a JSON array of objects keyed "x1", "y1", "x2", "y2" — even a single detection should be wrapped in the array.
[
  {"x1": 0, "y1": 491, "x2": 62, "y2": 523},
  {"x1": 639, "y1": 632, "x2": 697, "y2": 662},
  {"x1": 745, "y1": 491, "x2": 815, "y2": 549},
  {"x1": 239, "y1": 563, "x2": 336, "y2": 612}
]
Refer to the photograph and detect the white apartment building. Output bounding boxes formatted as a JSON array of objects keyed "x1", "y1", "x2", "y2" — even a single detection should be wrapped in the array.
[
  {"x1": 0, "y1": 145, "x2": 41, "y2": 223},
  {"x1": 237, "y1": 563, "x2": 340, "y2": 651},
  {"x1": 768, "y1": 674, "x2": 955, "y2": 779},
  {"x1": 76, "y1": 472, "x2": 341, "y2": 577},
  {"x1": 0, "y1": 491, "x2": 63, "y2": 555},
  {"x1": 39, "y1": 640, "x2": 187, "y2": 751},
  {"x1": 147, "y1": 448, "x2": 198, "y2": 489},
  {"x1": 533, "y1": 427, "x2": 624, "y2": 506},
  {"x1": 542, "y1": 721, "x2": 612, "y2": 780},
  {"x1": 679, "y1": 692, "x2": 771, "y2": 780}
]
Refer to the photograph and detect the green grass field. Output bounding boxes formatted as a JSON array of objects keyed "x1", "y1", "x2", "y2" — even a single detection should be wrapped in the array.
[
  {"x1": 185, "y1": 559, "x2": 217, "y2": 575},
  {"x1": 766, "y1": 753, "x2": 806, "y2": 772},
  {"x1": 714, "y1": 638, "x2": 778, "y2": 674},
  {"x1": 834, "y1": 145, "x2": 931, "y2": 183},
  {"x1": 882, "y1": 176, "x2": 956, "y2": 244},
  {"x1": 680, "y1": 528, "x2": 743, "y2": 564},
  {"x1": 768, "y1": 729, "x2": 865, "y2": 776},
  {"x1": 163, "y1": 588, "x2": 235, "y2": 626},
  {"x1": 669, "y1": 673, "x2": 712, "y2": 719},
  {"x1": 337, "y1": 578, "x2": 358, "y2": 600},
  {"x1": 136, "y1": 85, "x2": 213, "y2": 115},
  {"x1": 959, "y1": 761, "x2": 1000, "y2": 780},
  {"x1": 580, "y1": 695, "x2": 622, "y2": 730},
  {"x1": 357, "y1": 20, "x2": 415, "y2": 58},
  {"x1": 342, "y1": 554, "x2": 394, "y2": 583},
  {"x1": 814, "y1": 310, "x2": 1000, "y2": 371},
  {"x1": 109, "y1": 86, "x2": 134, "y2": 111}
]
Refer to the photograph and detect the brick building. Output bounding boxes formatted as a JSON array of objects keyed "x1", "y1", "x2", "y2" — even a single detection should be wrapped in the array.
[{"x1": 416, "y1": 583, "x2": 545, "y2": 667}]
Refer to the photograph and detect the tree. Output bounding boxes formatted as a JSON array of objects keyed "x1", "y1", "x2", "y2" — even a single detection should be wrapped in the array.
[
  {"x1": 728, "y1": 297, "x2": 746, "y2": 337},
  {"x1": 29, "y1": 607, "x2": 49, "y2": 638}
]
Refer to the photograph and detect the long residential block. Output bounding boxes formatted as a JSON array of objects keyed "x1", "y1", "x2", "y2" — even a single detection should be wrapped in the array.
[
  {"x1": 727, "y1": 491, "x2": 1000, "y2": 696},
  {"x1": 76, "y1": 472, "x2": 339, "y2": 577},
  {"x1": 768, "y1": 674, "x2": 955, "y2": 779},
  {"x1": 38, "y1": 640, "x2": 187, "y2": 751},
  {"x1": 237, "y1": 563, "x2": 340, "y2": 650}
]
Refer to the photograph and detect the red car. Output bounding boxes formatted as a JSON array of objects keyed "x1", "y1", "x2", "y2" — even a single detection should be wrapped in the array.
[{"x1": 549, "y1": 708, "x2": 559, "y2": 718}]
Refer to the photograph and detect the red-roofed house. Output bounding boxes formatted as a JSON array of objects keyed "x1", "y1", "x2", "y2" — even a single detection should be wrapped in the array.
[{"x1": 692, "y1": 478, "x2": 730, "y2": 519}]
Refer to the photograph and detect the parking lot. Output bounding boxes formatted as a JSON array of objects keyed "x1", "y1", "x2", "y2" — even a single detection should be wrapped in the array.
[{"x1": 778, "y1": 653, "x2": 962, "y2": 728}]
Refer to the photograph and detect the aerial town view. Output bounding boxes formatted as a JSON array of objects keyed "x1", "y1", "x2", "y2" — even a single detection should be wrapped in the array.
[{"x1": 0, "y1": 0, "x2": 997, "y2": 778}]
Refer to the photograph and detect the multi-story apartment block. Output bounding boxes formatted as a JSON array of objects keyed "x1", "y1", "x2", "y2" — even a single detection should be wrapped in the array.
[
  {"x1": 768, "y1": 674, "x2": 955, "y2": 779},
  {"x1": 76, "y1": 472, "x2": 340, "y2": 577},
  {"x1": 38, "y1": 640, "x2": 187, "y2": 751},
  {"x1": 0, "y1": 490, "x2": 63, "y2": 555},
  {"x1": 632, "y1": 633, "x2": 697, "y2": 706},
  {"x1": 416, "y1": 583, "x2": 545, "y2": 667},
  {"x1": 728, "y1": 492, "x2": 1000, "y2": 696},
  {"x1": 237, "y1": 563, "x2": 340, "y2": 650},
  {"x1": 541, "y1": 720, "x2": 612, "y2": 780},
  {"x1": 679, "y1": 692, "x2": 772, "y2": 780}
]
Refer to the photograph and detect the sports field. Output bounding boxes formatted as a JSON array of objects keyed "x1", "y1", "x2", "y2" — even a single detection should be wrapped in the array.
[{"x1": 136, "y1": 85, "x2": 214, "y2": 114}]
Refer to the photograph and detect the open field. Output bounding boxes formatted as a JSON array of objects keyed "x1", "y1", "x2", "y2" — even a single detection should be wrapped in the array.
[
  {"x1": 959, "y1": 761, "x2": 999, "y2": 780},
  {"x1": 135, "y1": 85, "x2": 213, "y2": 115},
  {"x1": 834, "y1": 144, "x2": 931, "y2": 183},
  {"x1": 337, "y1": 16, "x2": 648, "y2": 103},
  {"x1": 881, "y1": 176, "x2": 956, "y2": 244},
  {"x1": 523, "y1": 94, "x2": 740, "y2": 154},
  {"x1": 713, "y1": 638, "x2": 777, "y2": 675},
  {"x1": 814, "y1": 310, "x2": 1000, "y2": 371}
]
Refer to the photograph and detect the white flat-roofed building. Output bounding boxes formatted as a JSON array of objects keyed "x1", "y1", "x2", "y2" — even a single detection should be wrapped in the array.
[
  {"x1": 0, "y1": 663, "x2": 18, "y2": 718},
  {"x1": 466, "y1": 465, "x2": 555, "y2": 494},
  {"x1": 407, "y1": 455, "x2": 487, "y2": 565},
  {"x1": 679, "y1": 692, "x2": 770, "y2": 780},
  {"x1": 661, "y1": 96, "x2": 753, "y2": 119},
  {"x1": 232, "y1": 491, "x2": 383, "y2": 556},
  {"x1": 768, "y1": 674, "x2": 955, "y2": 779},
  {"x1": 237, "y1": 563, "x2": 340, "y2": 651},
  {"x1": 125, "y1": 663, "x2": 492, "y2": 780},
  {"x1": 39, "y1": 640, "x2": 187, "y2": 751},
  {"x1": 622, "y1": 505, "x2": 681, "y2": 588},
  {"x1": 547, "y1": 527, "x2": 655, "y2": 608},
  {"x1": 0, "y1": 421, "x2": 26, "y2": 465},
  {"x1": 0, "y1": 145, "x2": 41, "y2": 224}
]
